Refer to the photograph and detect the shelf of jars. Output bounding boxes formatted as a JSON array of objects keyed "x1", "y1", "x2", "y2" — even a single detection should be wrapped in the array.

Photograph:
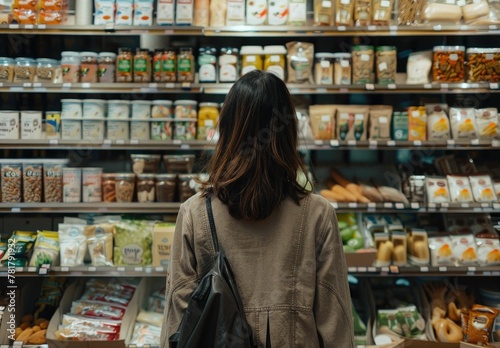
[
  {"x1": 1, "y1": 23, "x2": 500, "y2": 37},
  {"x1": 0, "y1": 82, "x2": 498, "y2": 94}
]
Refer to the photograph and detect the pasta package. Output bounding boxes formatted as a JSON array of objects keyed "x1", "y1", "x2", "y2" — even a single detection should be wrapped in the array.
[
  {"x1": 449, "y1": 107, "x2": 478, "y2": 139},
  {"x1": 427, "y1": 106, "x2": 450, "y2": 140},
  {"x1": 425, "y1": 176, "x2": 450, "y2": 203},
  {"x1": 335, "y1": 0, "x2": 355, "y2": 25},
  {"x1": 408, "y1": 106, "x2": 427, "y2": 141},
  {"x1": 451, "y1": 234, "x2": 478, "y2": 265},
  {"x1": 286, "y1": 42, "x2": 314, "y2": 84},
  {"x1": 336, "y1": 105, "x2": 369, "y2": 141},
  {"x1": 309, "y1": 105, "x2": 336, "y2": 140},
  {"x1": 475, "y1": 108, "x2": 498, "y2": 139},
  {"x1": 447, "y1": 175, "x2": 473, "y2": 203},
  {"x1": 314, "y1": 0, "x2": 335, "y2": 25},
  {"x1": 469, "y1": 175, "x2": 497, "y2": 202},
  {"x1": 369, "y1": 105, "x2": 393, "y2": 140}
]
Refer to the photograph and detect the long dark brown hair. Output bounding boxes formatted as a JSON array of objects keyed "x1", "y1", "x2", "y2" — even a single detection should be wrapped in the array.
[{"x1": 201, "y1": 70, "x2": 312, "y2": 221}]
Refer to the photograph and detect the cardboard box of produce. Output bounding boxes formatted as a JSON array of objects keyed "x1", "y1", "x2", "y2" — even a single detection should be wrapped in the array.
[
  {"x1": 345, "y1": 249, "x2": 377, "y2": 267},
  {"x1": 152, "y1": 222, "x2": 175, "y2": 267}
]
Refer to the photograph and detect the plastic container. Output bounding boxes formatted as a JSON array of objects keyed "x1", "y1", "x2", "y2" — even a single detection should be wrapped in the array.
[
  {"x1": 151, "y1": 100, "x2": 173, "y2": 118},
  {"x1": 98, "y1": 52, "x2": 116, "y2": 83},
  {"x1": 375, "y1": 46, "x2": 397, "y2": 85},
  {"x1": 136, "y1": 173, "x2": 155, "y2": 202},
  {"x1": 62, "y1": 167, "x2": 82, "y2": 203},
  {"x1": 130, "y1": 120, "x2": 150, "y2": 140},
  {"x1": 219, "y1": 47, "x2": 239, "y2": 82},
  {"x1": 131, "y1": 154, "x2": 161, "y2": 174},
  {"x1": 155, "y1": 174, "x2": 177, "y2": 202},
  {"x1": 83, "y1": 99, "x2": 106, "y2": 118},
  {"x1": 173, "y1": 119, "x2": 197, "y2": 140},
  {"x1": 61, "y1": 51, "x2": 81, "y2": 83},
  {"x1": 432, "y1": 46, "x2": 465, "y2": 83},
  {"x1": 1, "y1": 162, "x2": 22, "y2": 203},
  {"x1": 0, "y1": 111, "x2": 19, "y2": 140},
  {"x1": 178, "y1": 174, "x2": 196, "y2": 202},
  {"x1": 314, "y1": 53, "x2": 335, "y2": 85},
  {"x1": 197, "y1": 102, "x2": 218, "y2": 140},
  {"x1": 102, "y1": 173, "x2": 116, "y2": 202},
  {"x1": 61, "y1": 99, "x2": 83, "y2": 118},
  {"x1": 131, "y1": 100, "x2": 152, "y2": 119},
  {"x1": 36, "y1": 58, "x2": 59, "y2": 83},
  {"x1": 0, "y1": 57, "x2": 15, "y2": 82},
  {"x1": 151, "y1": 119, "x2": 173, "y2": 140},
  {"x1": 21, "y1": 111, "x2": 42, "y2": 140},
  {"x1": 174, "y1": 100, "x2": 198, "y2": 119},
  {"x1": 43, "y1": 160, "x2": 68, "y2": 202},
  {"x1": 163, "y1": 154, "x2": 195, "y2": 173},
  {"x1": 198, "y1": 47, "x2": 217, "y2": 83},
  {"x1": 23, "y1": 160, "x2": 43, "y2": 203},
  {"x1": 106, "y1": 120, "x2": 129, "y2": 140},
  {"x1": 107, "y1": 100, "x2": 130, "y2": 119},
  {"x1": 82, "y1": 167, "x2": 102, "y2": 202},
  {"x1": 240, "y1": 46, "x2": 264, "y2": 76},
  {"x1": 82, "y1": 118, "x2": 105, "y2": 142},
  {"x1": 466, "y1": 48, "x2": 500, "y2": 83},
  {"x1": 332, "y1": 53, "x2": 352, "y2": 85},
  {"x1": 80, "y1": 51, "x2": 99, "y2": 83},
  {"x1": 263, "y1": 45, "x2": 287, "y2": 80},
  {"x1": 61, "y1": 118, "x2": 82, "y2": 140},
  {"x1": 352, "y1": 45, "x2": 374, "y2": 84},
  {"x1": 115, "y1": 173, "x2": 135, "y2": 202},
  {"x1": 14, "y1": 58, "x2": 36, "y2": 82}
]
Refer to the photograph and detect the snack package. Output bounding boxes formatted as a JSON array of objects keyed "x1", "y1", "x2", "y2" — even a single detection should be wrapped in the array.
[
  {"x1": 447, "y1": 175, "x2": 473, "y2": 203},
  {"x1": 176, "y1": 0, "x2": 194, "y2": 24},
  {"x1": 54, "y1": 326, "x2": 118, "y2": 341},
  {"x1": 336, "y1": 105, "x2": 369, "y2": 141},
  {"x1": 116, "y1": 0, "x2": 133, "y2": 25},
  {"x1": 429, "y1": 236, "x2": 454, "y2": 266},
  {"x1": 469, "y1": 175, "x2": 497, "y2": 202},
  {"x1": 476, "y1": 237, "x2": 500, "y2": 266},
  {"x1": 246, "y1": 0, "x2": 267, "y2": 24},
  {"x1": 354, "y1": 0, "x2": 371, "y2": 25},
  {"x1": 81, "y1": 288, "x2": 133, "y2": 306},
  {"x1": 406, "y1": 51, "x2": 432, "y2": 85},
  {"x1": 377, "y1": 306, "x2": 426, "y2": 338},
  {"x1": 374, "y1": 233, "x2": 392, "y2": 266},
  {"x1": 268, "y1": 0, "x2": 288, "y2": 25},
  {"x1": 369, "y1": 105, "x2": 393, "y2": 140},
  {"x1": 427, "y1": 106, "x2": 450, "y2": 141},
  {"x1": 0, "y1": 230, "x2": 37, "y2": 267},
  {"x1": 288, "y1": 0, "x2": 306, "y2": 25},
  {"x1": 449, "y1": 107, "x2": 478, "y2": 139},
  {"x1": 28, "y1": 230, "x2": 60, "y2": 268},
  {"x1": 392, "y1": 112, "x2": 408, "y2": 140},
  {"x1": 408, "y1": 106, "x2": 427, "y2": 141},
  {"x1": 226, "y1": 0, "x2": 245, "y2": 25},
  {"x1": 157, "y1": 0, "x2": 175, "y2": 25},
  {"x1": 335, "y1": 0, "x2": 355, "y2": 25},
  {"x1": 87, "y1": 233, "x2": 114, "y2": 266},
  {"x1": 475, "y1": 108, "x2": 498, "y2": 139},
  {"x1": 314, "y1": 0, "x2": 334, "y2": 25},
  {"x1": 136, "y1": 310, "x2": 164, "y2": 326},
  {"x1": 426, "y1": 177, "x2": 450, "y2": 203},
  {"x1": 130, "y1": 322, "x2": 162, "y2": 345},
  {"x1": 464, "y1": 305, "x2": 500, "y2": 346},
  {"x1": 451, "y1": 234, "x2": 478, "y2": 265},
  {"x1": 133, "y1": 0, "x2": 154, "y2": 25},
  {"x1": 372, "y1": 0, "x2": 394, "y2": 25},
  {"x1": 113, "y1": 220, "x2": 154, "y2": 266},
  {"x1": 59, "y1": 235, "x2": 86, "y2": 267},
  {"x1": 70, "y1": 300, "x2": 127, "y2": 320},
  {"x1": 286, "y1": 42, "x2": 314, "y2": 84},
  {"x1": 62, "y1": 314, "x2": 122, "y2": 334},
  {"x1": 309, "y1": 105, "x2": 336, "y2": 140},
  {"x1": 391, "y1": 232, "x2": 407, "y2": 266},
  {"x1": 94, "y1": 0, "x2": 115, "y2": 25},
  {"x1": 407, "y1": 229, "x2": 430, "y2": 265},
  {"x1": 420, "y1": 1, "x2": 462, "y2": 23}
]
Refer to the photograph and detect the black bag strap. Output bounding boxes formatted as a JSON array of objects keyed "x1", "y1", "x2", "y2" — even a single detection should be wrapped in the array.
[{"x1": 206, "y1": 195, "x2": 220, "y2": 253}]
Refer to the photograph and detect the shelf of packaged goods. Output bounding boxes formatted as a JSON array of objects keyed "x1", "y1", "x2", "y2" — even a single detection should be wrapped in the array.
[
  {"x1": 329, "y1": 202, "x2": 500, "y2": 213},
  {"x1": 0, "y1": 24, "x2": 204, "y2": 35},
  {"x1": 347, "y1": 265, "x2": 500, "y2": 277},
  {"x1": 0, "y1": 82, "x2": 497, "y2": 94},
  {"x1": 303, "y1": 139, "x2": 500, "y2": 150},
  {"x1": 0, "y1": 139, "x2": 213, "y2": 150},
  {"x1": 203, "y1": 24, "x2": 500, "y2": 37},
  {"x1": 0, "y1": 202, "x2": 182, "y2": 213},
  {"x1": 0, "y1": 265, "x2": 169, "y2": 277}
]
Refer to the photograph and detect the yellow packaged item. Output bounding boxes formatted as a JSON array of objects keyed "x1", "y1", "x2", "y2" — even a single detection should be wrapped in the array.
[
  {"x1": 469, "y1": 174, "x2": 497, "y2": 202},
  {"x1": 408, "y1": 106, "x2": 427, "y2": 141},
  {"x1": 425, "y1": 176, "x2": 450, "y2": 203},
  {"x1": 450, "y1": 107, "x2": 477, "y2": 139},
  {"x1": 197, "y1": 102, "x2": 219, "y2": 141},
  {"x1": 447, "y1": 175, "x2": 473, "y2": 203},
  {"x1": 475, "y1": 108, "x2": 498, "y2": 139},
  {"x1": 451, "y1": 234, "x2": 478, "y2": 265},
  {"x1": 427, "y1": 106, "x2": 450, "y2": 140},
  {"x1": 263, "y1": 45, "x2": 287, "y2": 80},
  {"x1": 309, "y1": 105, "x2": 336, "y2": 140},
  {"x1": 28, "y1": 230, "x2": 60, "y2": 268},
  {"x1": 240, "y1": 46, "x2": 264, "y2": 76}
]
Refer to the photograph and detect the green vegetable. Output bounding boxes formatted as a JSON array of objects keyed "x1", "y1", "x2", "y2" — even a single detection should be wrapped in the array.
[
  {"x1": 352, "y1": 306, "x2": 367, "y2": 335},
  {"x1": 338, "y1": 221, "x2": 349, "y2": 230},
  {"x1": 343, "y1": 245, "x2": 356, "y2": 253},
  {"x1": 347, "y1": 237, "x2": 364, "y2": 250},
  {"x1": 341, "y1": 228, "x2": 355, "y2": 243}
]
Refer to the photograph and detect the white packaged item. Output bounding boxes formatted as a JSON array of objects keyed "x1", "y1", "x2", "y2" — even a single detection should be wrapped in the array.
[
  {"x1": 406, "y1": 51, "x2": 432, "y2": 85},
  {"x1": 94, "y1": 0, "x2": 116, "y2": 25},
  {"x1": 82, "y1": 167, "x2": 103, "y2": 202},
  {"x1": 132, "y1": 100, "x2": 152, "y2": 118},
  {"x1": 427, "y1": 107, "x2": 450, "y2": 140},
  {"x1": 157, "y1": 0, "x2": 175, "y2": 24},
  {"x1": 61, "y1": 118, "x2": 82, "y2": 140},
  {"x1": 0, "y1": 111, "x2": 19, "y2": 140},
  {"x1": 176, "y1": 0, "x2": 194, "y2": 24},
  {"x1": 116, "y1": 0, "x2": 134, "y2": 25},
  {"x1": 63, "y1": 167, "x2": 82, "y2": 203},
  {"x1": 108, "y1": 100, "x2": 130, "y2": 119},
  {"x1": 226, "y1": 0, "x2": 245, "y2": 25},
  {"x1": 447, "y1": 175, "x2": 473, "y2": 203},
  {"x1": 134, "y1": 0, "x2": 154, "y2": 25},
  {"x1": 76, "y1": 0, "x2": 94, "y2": 25},
  {"x1": 246, "y1": 0, "x2": 267, "y2": 25},
  {"x1": 61, "y1": 99, "x2": 83, "y2": 118},
  {"x1": 476, "y1": 237, "x2": 500, "y2": 266},
  {"x1": 425, "y1": 176, "x2": 450, "y2": 203},
  {"x1": 429, "y1": 236, "x2": 454, "y2": 266},
  {"x1": 218, "y1": 50, "x2": 238, "y2": 82},
  {"x1": 451, "y1": 234, "x2": 479, "y2": 266},
  {"x1": 82, "y1": 119, "x2": 105, "y2": 142},
  {"x1": 475, "y1": 108, "x2": 498, "y2": 139},
  {"x1": 449, "y1": 107, "x2": 478, "y2": 139},
  {"x1": 288, "y1": 0, "x2": 306, "y2": 24},
  {"x1": 268, "y1": 0, "x2": 289, "y2": 25},
  {"x1": 210, "y1": 0, "x2": 227, "y2": 25},
  {"x1": 107, "y1": 120, "x2": 129, "y2": 140},
  {"x1": 469, "y1": 174, "x2": 497, "y2": 202},
  {"x1": 130, "y1": 120, "x2": 150, "y2": 140},
  {"x1": 83, "y1": 99, "x2": 106, "y2": 118},
  {"x1": 21, "y1": 111, "x2": 42, "y2": 140}
]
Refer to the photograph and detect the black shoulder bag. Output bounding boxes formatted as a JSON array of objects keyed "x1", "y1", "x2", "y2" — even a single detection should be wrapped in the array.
[{"x1": 169, "y1": 195, "x2": 256, "y2": 348}]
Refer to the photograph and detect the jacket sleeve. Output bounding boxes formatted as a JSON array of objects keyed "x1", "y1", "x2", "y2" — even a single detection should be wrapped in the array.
[
  {"x1": 160, "y1": 203, "x2": 200, "y2": 348},
  {"x1": 314, "y1": 205, "x2": 355, "y2": 348}
]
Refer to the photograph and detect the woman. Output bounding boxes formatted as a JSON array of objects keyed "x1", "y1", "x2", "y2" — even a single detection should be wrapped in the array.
[{"x1": 160, "y1": 70, "x2": 354, "y2": 347}]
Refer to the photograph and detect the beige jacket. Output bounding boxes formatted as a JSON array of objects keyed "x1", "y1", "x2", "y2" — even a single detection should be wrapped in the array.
[{"x1": 160, "y1": 193, "x2": 355, "y2": 348}]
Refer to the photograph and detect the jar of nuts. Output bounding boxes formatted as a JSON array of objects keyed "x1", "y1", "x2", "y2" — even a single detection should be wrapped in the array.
[
  {"x1": 23, "y1": 161, "x2": 43, "y2": 203},
  {"x1": 0, "y1": 57, "x2": 15, "y2": 82},
  {"x1": 36, "y1": 58, "x2": 59, "y2": 83},
  {"x1": 115, "y1": 173, "x2": 135, "y2": 202},
  {"x1": 137, "y1": 174, "x2": 155, "y2": 202},
  {"x1": 102, "y1": 173, "x2": 116, "y2": 202},
  {"x1": 14, "y1": 58, "x2": 36, "y2": 82},
  {"x1": 43, "y1": 160, "x2": 67, "y2": 202},
  {"x1": 1, "y1": 162, "x2": 22, "y2": 203}
]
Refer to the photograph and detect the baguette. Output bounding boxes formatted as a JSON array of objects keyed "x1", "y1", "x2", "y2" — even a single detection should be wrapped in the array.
[
  {"x1": 320, "y1": 189, "x2": 346, "y2": 202},
  {"x1": 332, "y1": 185, "x2": 358, "y2": 202},
  {"x1": 346, "y1": 183, "x2": 371, "y2": 203}
]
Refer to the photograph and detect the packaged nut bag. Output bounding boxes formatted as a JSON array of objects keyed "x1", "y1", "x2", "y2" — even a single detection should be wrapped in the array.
[
  {"x1": 309, "y1": 105, "x2": 336, "y2": 140},
  {"x1": 369, "y1": 105, "x2": 393, "y2": 140}
]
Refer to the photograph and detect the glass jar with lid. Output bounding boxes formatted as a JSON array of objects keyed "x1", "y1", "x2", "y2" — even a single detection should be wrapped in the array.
[
  {"x1": 36, "y1": 58, "x2": 59, "y2": 83},
  {"x1": 0, "y1": 57, "x2": 15, "y2": 82},
  {"x1": 198, "y1": 102, "x2": 219, "y2": 140},
  {"x1": 240, "y1": 46, "x2": 264, "y2": 77},
  {"x1": 98, "y1": 52, "x2": 116, "y2": 83},
  {"x1": 117, "y1": 48, "x2": 133, "y2": 82},
  {"x1": 198, "y1": 47, "x2": 217, "y2": 83},
  {"x1": 332, "y1": 53, "x2": 352, "y2": 85},
  {"x1": 177, "y1": 47, "x2": 195, "y2": 82},
  {"x1": 134, "y1": 48, "x2": 152, "y2": 83},
  {"x1": 314, "y1": 53, "x2": 335, "y2": 85},
  {"x1": 263, "y1": 45, "x2": 287, "y2": 80},
  {"x1": 219, "y1": 47, "x2": 239, "y2": 82},
  {"x1": 14, "y1": 58, "x2": 36, "y2": 82},
  {"x1": 80, "y1": 51, "x2": 99, "y2": 83},
  {"x1": 61, "y1": 51, "x2": 81, "y2": 83}
]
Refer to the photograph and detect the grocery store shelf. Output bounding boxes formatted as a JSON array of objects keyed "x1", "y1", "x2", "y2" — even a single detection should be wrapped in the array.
[
  {"x1": 330, "y1": 202, "x2": 500, "y2": 213},
  {"x1": 0, "y1": 24, "x2": 204, "y2": 35},
  {"x1": 0, "y1": 82, "x2": 497, "y2": 94},
  {"x1": 0, "y1": 202, "x2": 182, "y2": 213},
  {"x1": 348, "y1": 265, "x2": 500, "y2": 277},
  {"x1": 302, "y1": 139, "x2": 500, "y2": 150}
]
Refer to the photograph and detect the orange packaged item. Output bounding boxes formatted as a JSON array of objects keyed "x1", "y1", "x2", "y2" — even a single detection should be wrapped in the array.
[
  {"x1": 408, "y1": 106, "x2": 427, "y2": 141},
  {"x1": 39, "y1": 0, "x2": 66, "y2": 11},
  {"x1": 464, "y1": 304, "x2": 500, "y2": 346},
  {"x1": 432, "y1": 46, "x2": 465, "y2": 82},
  {"x1": 38, "y1": 10, "x2": 63, "y2": 24},
  {"x1": 12, "y1": 8, "x2": 37, "y2": 24},
  {"x1": 12, "y1": 0, "x2": 38, "y2": 10}
]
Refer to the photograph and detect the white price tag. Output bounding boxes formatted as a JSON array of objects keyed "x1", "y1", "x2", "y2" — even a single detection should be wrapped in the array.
[
  {"x1": 381, "y1": 267, "x2": 390, "y2": 273},
  {"x1": 11, "y1": 207, "x2": 20, "y2": 213},
  {"x1": 131, "y1": 139, "x2": 139, "y2": 145},
  {"x1": 116, "y1": 140, "x2": 125, "y2": 145},
  {"x1": 471, "y1": 139, "x2": 479, "y2": 145},
  {"x1": 368, "y1": 267, "x2": 377, "y2": 272},
  {"x1": 446, "y1": 0, "x2": 455, "y2": 4},
  {"x1": 25, "y1": 24, "x2": 34, "y2": 29},
  {"x1": 173, "y1": 139, "x2": 182, "y2": 145},
  {"x1": 27, "y1": 267, "x2": 37, "y2": 272},
  {"x1": 358, "y1": 267, "x2": 367, "y2": 273},
  {"x1": 387, "y1": 140, "x2": 396, "y2": 147},
  {"x1": 155, "y1": 267, "x2": 165, "y2": 272},
  {"x1": 339, "y1": 88, "x2": 349, "y2": 93},
  {"x1": 439, "y1": 266, "x2": 447, "y2": 272},
  {"x1": 347, "y1": 140, "x2": 356, "y2": 146},
  {"x1": 38, "y1": 24, "x2": 46, "y2": 29},
  {"x1": 447, "y1": 139, "x2": 455, "y2": 147},
  {"x1": 117, "y1": 267, "x2": 126, "y2": 272},
  {"x1": 461, "y1": 203, "x2": 470, "y2": 208},
  {"x1": 433, "y1": 25, "x2": 442, "y2": 31},
  {"x1": 23, "y1": 83, "x2": 31, "y2": 88},
  {"x1": 389, "y1": 25, "x2": 398, "y2": 31},
  {"x1": 489, "y1": 25, "x2": 498, "y2": 30},
  {"x1": 166, "y1": 83, "x2": 175, "y2": 88},
  {"x1": 322, "y1": 0, "x2": 332, "y2": 7},
  {"x1": 61, "y1": 267, "x2": 69, "y2": 272},
  {"x1": 348, "y1": 202, "x2": 358, "y2": 208},
  {"x1": 481, "y1": 203, "x2": 490, "y2": 208},
  {"x1": 428, "y1": 202, "x2": 437, "y2": 209},
  {"x1": 471, "y1": 83, "x2": 480, "y2": 88},
  {"x1": 82, "y1": 83, "x2": 91, "y2": 88},
  {"x1": 441, "y1": 202, "x2": 449, "y2": 208},
  {"x1": 413, "y1": 140, "x2": 422, "y2": 146},
  {"x1": 493, "y1": 203, "x2": 500, "y2": 210},
  {"x1": 368, "y1": 202, "x2": 376, "y2": 211},
  {"x1": 340, "y1": 0, "x2": 350, "y2": 4},
  {"x1": 88, "y1": 267, "x2": 97, "y2": 272},
  {"x1": 381, "y1": 0, "x2": 390, "y2": 6},
  {"x1": 387, "y1": 84, "x2": 396, "y2": 89},
  {"x1": 330, "y1": 140, "x2": 339, "y2": 147},
  {"x1": 420, "y1": 266, "x2": 429, "y2": 272},
  {"x1": 9, "y1": 24, "x2": 19, "y2": 29},
  {"x1": 493, "y1": 271, "x2": 500, "y2": 276},
  {"x1": 493, "y1": 140, "x2": 500, "y2": 148},
  {"x1": 474, "y1": 207, "x2": 482, "y2": 212},
  {"x1": 337, "y1": 26, "x2": 347, "y2": 31},
  {"x1": 103, "y1": 139, "x2": 112, "y2": 146},
  {"x1": 348, "y1": 267, "x2": 357, "y2": 273},
  {"x1": 366, "y1": 83, "x2": 375, "y2": 90},
  {"x1": 468, "y1": 266, "x2": 477, "y2": 272},
  {"x1": 490, "y1": 83, "x2": 499, "y2": 89},
  {"x1": 441, "y1": 83, "x2": 449, "y2": 89},
  {"x1": 317, "y1": 88, "x2": 327, "y2": 93},
  {"x1": 181, "y1": 144, "x2": 190, "y2": 149},
  {"x1": 457, "y1": 0, "x2": 466, "y2": 6},
  {"x1": 384, "y1": 202, "x2": 393, "y2": 208},
  {"x1": 424, "y1": 83, "x2": 432, "y2": 89},
  {"x1": 105, "y1": 23, "x2": 114, "y2": 30},
  {"x1": 411, "y1": 202, "x2": 420, "y2": 209},
  {"x1": 149, "y1": 83, "x2": 158, "y2": 88},
  {"x1": 33, "y1": 82, "x2": 41, "y2": 87},
  {"x1": 483, "y1": 271, "x2": 492, "y2": 276},
  {"x1": 395, "y1": 203, "x2": 404, "y2": 209},
  {"x1": 369, "y1": 140, "x2": 378, "y2": 148},
  {"x1": 314, "y1": 140, "x2": 324, "y2": 146},
  {"x1": 38, "y1": 268, "x2": 48, "y2": 275},
  {"x1": 62, "y1": 83, "x2": 71, "y2": 88},
  {"x1": 378, "y1": 62, "x2": 387, "y2": 71},
  {"x1": 134, "y1": 267, "x2": 143, "y2": 272},
  {"x1": 361, "y1": 55, "x2": 370, "y2": 62},
  {"x1": 368, "y1": 25, "x2": 376, "y2": 31},
  {"x1": 330, "y1": 202, "x2": 338, "y2": 209}
]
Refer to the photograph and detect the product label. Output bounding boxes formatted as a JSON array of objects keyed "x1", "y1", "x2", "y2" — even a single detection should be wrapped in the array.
[
  {"x1": 0, "y1": 115, "x2": 19, "y2": 140},
  {"x1": 134, "y1": 58, "x2": 147, "y2": 73},
  {"x1": 154, "y1": 59, "x2": 162, "y2": 73},
  {"x1": 178, "y1": 58, "x2": 192, "y2": 73},
  {"x1": 199, "y1": 64, "x2": 216, "y2": 82},
  {"x1": 122, "y1": 244, "x2": 143, "y2": 265},
  {"x1": 162, "y1": 58, "x2": 176, "y2": 72},
  {"x1": 118, "y1": 59, "x2": 132, "y2": 73}
]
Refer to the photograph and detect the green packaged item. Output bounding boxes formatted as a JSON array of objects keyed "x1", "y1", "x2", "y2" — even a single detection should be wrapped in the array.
[
  {"x1": 1, "y1": 231, "x2": 37, "y2": 265},
  {"x1": 377, "y1": 305, "x2": 425, "y2": 338},
  {"x1": 392, "y1": 112, "x2": 408, "y2": 141},
  {"x1": 113, "y1": 220, "x2": 154, "y2": 266},
  {"x1": 29, "y1": 231, "x2": 60, "y2": 268}
]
